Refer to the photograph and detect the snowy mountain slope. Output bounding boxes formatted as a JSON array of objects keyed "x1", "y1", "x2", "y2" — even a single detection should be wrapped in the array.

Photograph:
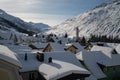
[
  {"x1": 47, "y1": 0, "x2": 120, "y2": 38},
  {"x1": 28, "y1": 22, "x2": 51, "y2": 32},
  {"x1": 0, "y1": 9, "x2": 51, "y2": 33}
]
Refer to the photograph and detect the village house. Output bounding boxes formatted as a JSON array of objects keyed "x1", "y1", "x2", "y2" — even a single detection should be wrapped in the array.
[
  {"x1": 65, "y1": 44, "x2": 78, "y2": 54},
  {"x1": 76, "y1": 51, "x2": 107, "y2": 80},
  {"x1": 76, "y1": 45, "x2": 120, "y2": 80},
  {"x1": 29, "y1": 42, "x2": 48, "y2": 51},
  {"x1": 43, "y1": 42, "x2": 84, "y2": 54},
  {"x1": 115, "y1": 44, "x2": 120, "y2": 54},
  {"x1": 91, "y1": 46, "x2": 120, "y2": 80},
  {"x1": 65, "y1": 42, "x2": 84, "y2": 54},
  {"x1": 0, "y1": 45, "x2": 22, "y2": 80},
  {"x1": 43, "y1": 43, "x2": 65, "y2": 52},
  {"x1": 18, "y1": 51, "x2": 90, "y2": 80}
]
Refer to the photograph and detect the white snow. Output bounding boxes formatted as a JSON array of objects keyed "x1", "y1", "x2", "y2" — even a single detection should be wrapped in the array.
[
  {"x1": 90, "y1": 46, "x2": 120, "y2": 66},
  {"x1": 49, "y1": 43, "x2": 66, "y2": 51},
  {"x1": 91, "y1": 45, "x2": 114, "y2": 57},
  {"x1": 76, "y1": 47, "x2": 120, "y2": 79},
  {"x1": 115, "y1": 44, "x2": 120, "y2": 54},
  {"x1": 76, "y1": 51, "x2": 107, "y2": 79},
  {"x1": 7, "y1": 44, "x2": 31, "y2": 54},
  {"x1": 47, "y1": 0, "x2": 120, "y2": 38},
  {"x1": 19, "y1": 51, "x2": 90, "y2": 80},
  {"x1": 31, "y1": 42, "x2": 48, "y2": 49}
]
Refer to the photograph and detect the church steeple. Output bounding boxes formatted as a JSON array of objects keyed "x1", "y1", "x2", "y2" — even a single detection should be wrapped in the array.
[{"x1": 76, "y1": 27, "x2": 79, "y2": 41}]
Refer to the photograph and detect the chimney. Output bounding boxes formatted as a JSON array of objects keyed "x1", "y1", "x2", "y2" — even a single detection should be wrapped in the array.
[
  {"x1": 36, "y1": 52, "x2": 44, "y2": 62},
  {"x1": 24, "y1": 53, "x2": 27, "y2": 61},
  {"x1": 48, "y1": 57, "x2": 52, "y2": 63}
]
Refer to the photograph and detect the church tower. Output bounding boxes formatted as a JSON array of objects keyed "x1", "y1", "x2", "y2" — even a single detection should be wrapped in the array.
[{"x1": 76, "y1": 27, "x2": 79, "y2": 41}]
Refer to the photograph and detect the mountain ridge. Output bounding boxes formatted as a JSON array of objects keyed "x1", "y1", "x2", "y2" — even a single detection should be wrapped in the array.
[
  {"x1": 47, "y1": 0, "x2": 120, "y2": 38},
  {"x1": 0, "y1": 9, "x2": 51, "y2": 34}
]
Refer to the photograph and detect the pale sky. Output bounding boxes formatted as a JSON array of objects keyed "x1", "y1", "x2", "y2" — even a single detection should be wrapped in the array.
[{"x1": 0, "y1": 0, "x2": 112, "y2": 26}]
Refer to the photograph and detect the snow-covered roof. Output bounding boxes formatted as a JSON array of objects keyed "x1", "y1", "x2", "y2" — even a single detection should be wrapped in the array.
[
  {"x1": 19, "y1": 51, "x2": 90, "y2": 80},
  {"x1": 76, "y1": 50, "x2": 107, "y2": 79},
  {"x1": 71, "y1": 42, "x2": 84, "y2": 52},
  {"x1": 49, "y1": 43, "x2": 65, "y2": 51},
  {"x1": 91, "y1": 45, "x2": 114, "y2": 57},
  {"x1": 31, "y1": 42, "x2": 48, "y2": 49},
  {"x1": 0, "y1": 45, "x2": 21, "y2": 67},
  {"x1": 90, "y1": 45, "x2": 120, "y2": 66},
  {"x1": 115, "y1": 44, "x2": 120, "y2": 54},
  {"x1": 7, "y1": 44, "x2": 31, "y2": 54},
  {"x1": 18, "y1": 53, "x2": 41, "y2": 72},
  {"x1": 104, "y1": 43, "x2": 119, "y2": 48},
  {"x1": 76, "y1": 49, "x2": 120, "y2": 79}
]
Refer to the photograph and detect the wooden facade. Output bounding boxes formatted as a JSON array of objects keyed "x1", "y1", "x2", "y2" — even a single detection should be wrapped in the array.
[
  {"x1": 65, "y1": 45, "x2": 78, "y2": 54},
  {"x1": 43, "y1": 43, "x2": 52, "y2": 52},
  {"x1": 29, "y1": 44, "x2": 38, "y2": 49}
]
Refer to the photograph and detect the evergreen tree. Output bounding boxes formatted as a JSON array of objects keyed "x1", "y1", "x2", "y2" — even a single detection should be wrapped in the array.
[
  {"x1": 80, "y1": 36, "x2": 86, "y2": 46},
  {"x1": 64, "y1": 33, "x2": 68, "y2": 38}
]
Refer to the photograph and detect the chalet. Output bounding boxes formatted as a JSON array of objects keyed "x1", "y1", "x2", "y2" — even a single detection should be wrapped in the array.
[
  {"x1": 43, "y1": 43, "x2": 52, "y2": 52},
  {"x1": 92, "y1": 46, "x2": 120, "y2": 80},
  {"x1": 43, "y1": 42, "x2": 84, "y2": 54},
  {"x1": 76, "y1": 51, "x2": 107, "y2": 80},
  {"x1": 19, "y1": 52, "x2": 90, "y2": 80},
  {"x1": 0, "y1": 45, "x2": 22, "y2": 80},
  {"x1": 91, "y1": 45, "x2": 118, "y2": 55},
  {"x1": 65, "y1": 42, "x2": 85, "y2": 54},
  {"x1": 43, "y1": 43, "x2": 65, "y2": 52},
  {"x1": 76, "y1": 49, "x2": 120, "y2": 80},
  {"x1": 28, "y1": 42, "x2": 67, "y2": 52},
  {"x1": 65, "y1": 44, "x2": 78, "y2": 54},
  {"x1": 29, "y1": 43, "x2": 48, "y2": 51}
]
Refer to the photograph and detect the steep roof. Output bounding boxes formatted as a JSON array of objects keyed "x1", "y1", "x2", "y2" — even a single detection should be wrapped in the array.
[
  {"x1": 7, "y1": 44, "x2": 31, "y2": 54},
  {"x1": 71, "y1": 42, "x2": 84, "y2": 52},
  {"x1": 115, "y1": 44, "x2": 120, "y2": 54},
  {"x1": 31, "y1": 42, "x2": 48, "y2": 49},
  {"x1": 19, "y1": 51, "x2": 90, "y2": 80},
  {"x1": 49, "y1": 43, "x2": 65, "y2": 51},
  {"x1": 76, "y1": 49, "x2": 120, "y2": 79},
  {"x1": 65, "y1": 44, "x2": 78, "y2": 49},
  {"x1": 0, "y1": 45, "x2": 21, "y2": 67},
  {"x1": 76, "y1": 50, "x2": 107, "y2": 79},
  {"x1": 91, "y1": 45, "x2": 114, "y2": 57},
  {"x1": 91, "y1": 45, "x2": 120, "y2": 66}
]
